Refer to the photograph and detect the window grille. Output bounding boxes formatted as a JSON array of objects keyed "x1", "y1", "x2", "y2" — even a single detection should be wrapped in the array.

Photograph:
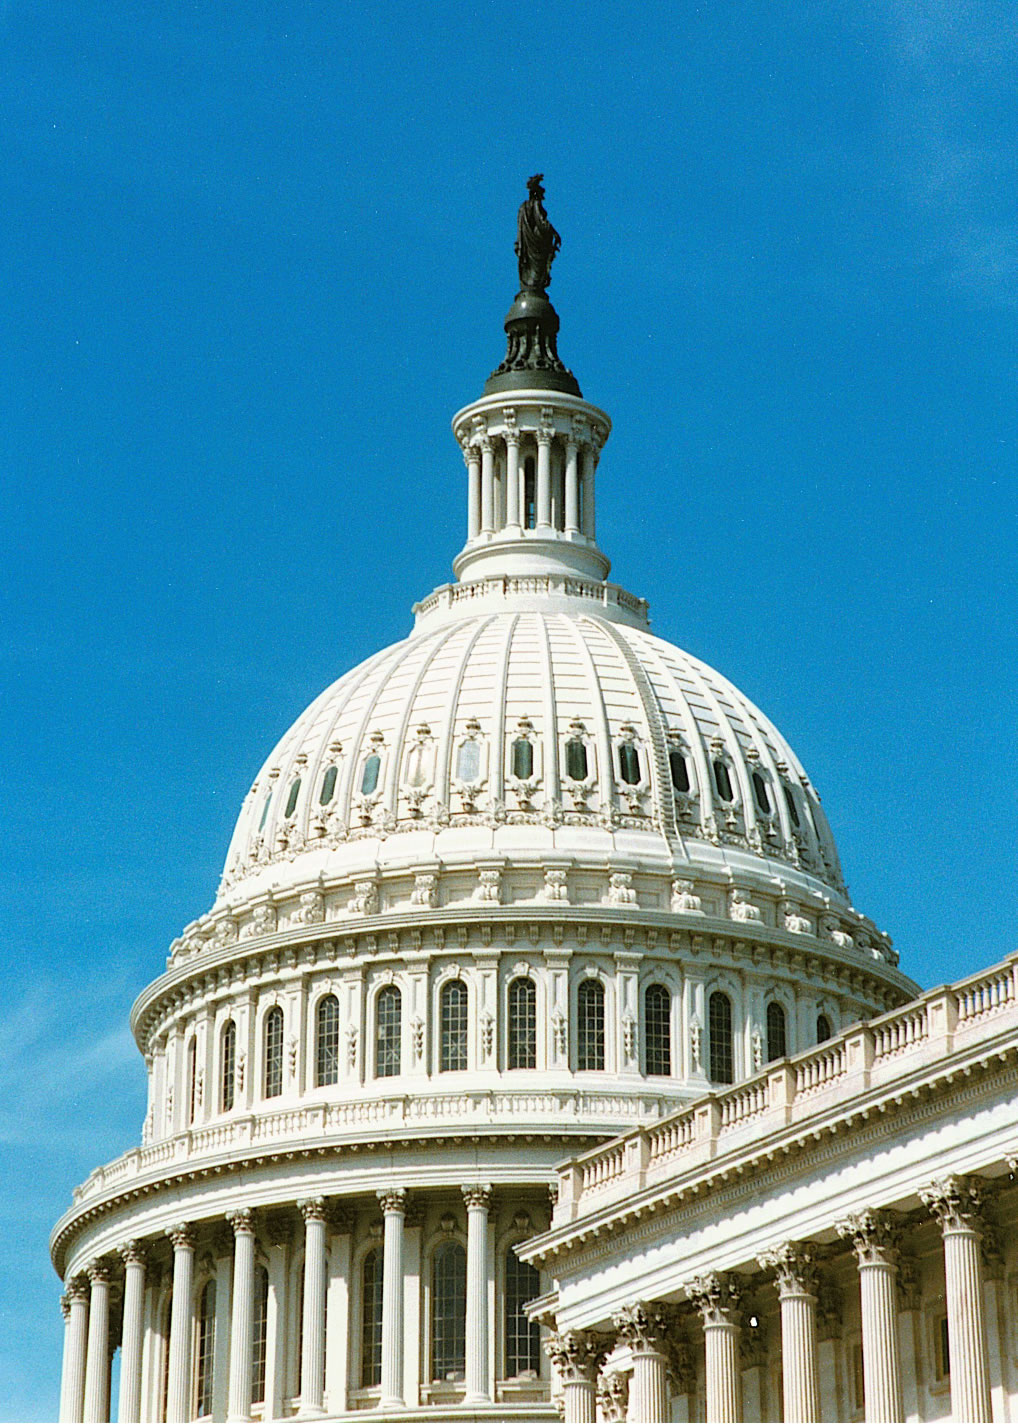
[
  {"x1": 361, "y1": 1249, "x2": 384, "y2": 1387},
  {"x1": 507, "y1": 978, "x2": 537, "y2": 1070},
  {"x1": 319, "y1": 765, "x2": 338, "y2": 804},
  {"x1": 766, "y1": 1002, "x2": 787, "y2": 1062},
  {"x1": 316, "y1": 995, "x2": 340, "y2": 1087},
  {"x1": 263, "y1": 1007, "x2": 284, "y2": 1099},
  {"x1": 618, "y1": 742, "x2": 641, "y2": 785},
  {"x1": 669, "y1": 748, "x2": 690, "y2": 793},
  {"x1": 709, "y1": 991, "x2": 734, "y2": 1083},
  {"x1": 565, "y1": 738, "x2": 588, "y2": 781},
  {"x1": 194, "y1": 1280, "x2": 216, "y2": 1418},
  {"x1": 504, "y1": 1247, "x2": 541, "y2": 1377},
  {"x1": 577, "y1": 979, "x2": 605, "y2": 1071},
  {"x1": 187, "y1": 1035, "x2": 197, "y2": 1126},
  {"x1": 440, "y1": 980, "x2": 468, "y2": 1071},
  {"x1": 644, "y1": 984, "x2": 671, "y2": 1076},
  {"x1": 284, "y1": 778, "x2": 301, "y2": 818},
  {"x1": 816, "y1": 1013, "x2": 832, "y2": 1043},
  {"x1": 431, "y1": 1243, "x2": 467, "y2": 1381},
  {"x1": 220, "y1": 1020, "x2": 236, "y2": 1112},
  {"x1": 375, "y1": 987, "x2": 401, "y2": 1078},
  {"x1": 251, "y1": 1266, "x2": 269, "y2": 1404}
]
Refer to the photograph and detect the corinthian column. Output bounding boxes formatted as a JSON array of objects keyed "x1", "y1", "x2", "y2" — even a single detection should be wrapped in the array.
[
  {"x1": 378, "y1": 1189, "x2": 407, "y2": 1410},
  {"x1": 760, "y1": 1243, "x2": 818, "y2": 1422},
  {"x1": 504, "y1": 419, "x2": 520, "y2": 529},
  {"x1": 462, "y1": 1185, "x2": 492, "y2": 1403},
  {"x1": 61, "y1": 1277, "x2": 90, "y2": 1423},
  {"x1": 613, "y1": 1302, "x2": 671, "y2": 1422},
  {"x1": 546, "y1": 1330, "x2": 613, "y2": 1424},
  {"x1": 117, "y1": 1243, "x2": 147, "y2": 1425},
  {"x1": 536, "y1": 420, "x2": 553, "y2": 530},
  {"x1": 82, "y1": 1262, "x2": 110, "y2": 1423},
  {"x1": 687, "y1": 1273, "x2": 742, "y2": 1422},
  {"x1": 465, "y1": 446, "x2": 481, "y2": 540},
  {"x1": 837, "y1": 1210, "x2": 903, "y2": 1422},
  {"x1": 920, "y1": 1177, "x2": 992, "y2": 1422},
  {"x1": 166, "y1": 1224, "x2": 196, "y2": 1423},
  {"x1": 227, "y1": 1209, "x2": 256, "y2": 1421},
  {"x1": 298, "y1": 1198, "x2": 328, "y2": 1415}
]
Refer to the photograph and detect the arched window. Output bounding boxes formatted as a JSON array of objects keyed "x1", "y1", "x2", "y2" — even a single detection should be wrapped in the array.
[
  {"x1": 577, "y1": 979, "x2": 605, "y2": 1072},
  {"x1": 263, "y1": 1007, "x2": 284, "y2": 1099},
  {"x1": 432, "y1": 1243, "x2": 467, "y2": 1381},
  {"x1": 316, "y1": 994, "x2": 340, "y2": 1087},
  {"x1": 194, "y1": 1279, "x2": 216, "y2": 1417},
  {"x1": 187, "y1": 1035, "x2": 197, "y2": 1125},
  {"x1": 440, "y1": 980, "x2": 468, "y2": 1072},
  {"x1": 565, "y1": 737, "x2": 588, "y2": 781},
  {"x1": 752, "y1": 769, "x2": 772, "y2": 815},
  {"x1": 766, "y1": 1002, "x2": 787, "y2": 1062},
  {"x1": 375, "y1": 987, "x2": 401, "y2": 1078},
  {"x1": 709, "y1": 991, "x2": 734, "y2": 1084},
  {"x1": 251, "y1": 1265, "x2": 269, "y2": 1405},
  {"x1": 643, "y1": 984, "x2": 671, "y2": 1076},
  {"x1": 504, "y1": 1246, "x2": 541, "y2": 1377},
  {"x1": 319, "y1": 765, "x2": 338, "y2": 805},
  {"x1": 511, "y1": 737, "x2": 533, "y2": 779},
  {"x1": 507, "y1": 977, "x2": 537, "y2": 1070},
  {"x1": 817, "y1": 1013, "x2": 832, "y2": 1043},
  {"x1": 361, "y1": 754, "x2": 381, "y2": 796},
  {"x1": 456, "y1": 739, "x2": 480, "y2": 782},
  {"x1": 284, "y1": 777, "x2": 301, "y2": 818},
  {"x1": 220, "y1": 1020, "x2": 236, "y2": 1113},
  {"x1": 669, "y1": 748, "x2": 690, "y2": 794},
  {"x1": 618, "y1": 742, "x2": 641, "y2": 785},
  {"x1": 361, "y1": 1248, "x2": 384, "y2": 1387},
  {"x1": 713, "y1": 759, "x2": 734, "y2": 802},
  {"x1": 524, "y1": 455, "x2": 536, "y2": 529}
]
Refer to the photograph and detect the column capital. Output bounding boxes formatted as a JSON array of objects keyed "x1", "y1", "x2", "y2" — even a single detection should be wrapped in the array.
[
  {"x1": 545, "y1": 1329, "x2": 613, "y2": 1383},
  {"x1": 759, "y1": 1241, "x2": 817, "y2": 1297},
  {"x1": 836, "y1": 1208, "x2": 901, "y2": 1267},
  {"x1": 597, "y1": 1368, "x2": 629, "y2": 1422},
  {"x1": 685, "y1": 1271, "x2": 742, "y2": 1328},
  {"x1": 613, "y1": 1300, "x2": 672, "y2": 1354},
  {"x1": 461, "y1": 1183, "x2": 492, "y2": 1212},
  {"x1": 537, "y1": 416, "x2": 555, "y2": 445},
  {"x1": 60, "y1": 1292, "x2": 71, "y2": 1321},
  {"x1": 377, "y1": 1187, "x2": 408, "y2": 1215},
  {"x1": 502, "y1": 410, "x2": 520, "y2": 441},
  {"x1": 920, "y1": 1175, "x2": 984, "y2": 1233},
  {"x1": 168, "y1": 1222, "x2": 195, "y2": 1251},
  {"x1": 226, "y1": 1206, "x2": 256, "y2": 1236},
  {"x1": 298, "y1": 1196, "x2": 328, "y2": 1225},
  {"x1": 86, "y1": 1259, "x2": 111, "y2": 1286},
  {"x1": 117, "y1": 1239, "x2": 148, "y2": 1269},
  {"x1": 479, "y1": 433, "x2": 494, "y2": 453},
  {"x1": 66, "y1": 1273, "x2": 91, "y2": 1302}
]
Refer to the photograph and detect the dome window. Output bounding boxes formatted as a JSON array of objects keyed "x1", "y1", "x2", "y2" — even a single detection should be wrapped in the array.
[
  {"x1": 258, "y1": 792, "x2": 272, "y2": 831},
  {"x1": 644, "y1": 984, "x2": 671, "y2": 1077},
  {"x1": 669, "y1": 748, "x2": 690, "y2": 794},
  {"x1": 319, "y1": 765, "x2": 338, "y2": 805},
  {"x1": 361, "y1": 753, "x2": 381, "y2": 796},
  {"x1": 220, "y1": 1020, "x2": 236, "y2": 1112},
  {"x1": 263, "y1": 1007, "x2": 284, "y2": 1099},
  {"x1": 565, "y1": 737, "x2": 588, "y2": 782},
  {"x1": 315, "y1": 994, "x2": 340, "y2": 1087},
  {"x1": 784, "y1": 786, "x2": 801, "y2": 829},
  {"x1": 252, "y1": 1266, "x2": 269, "y2": 1404},
  {"x1": 713, "y1": 759, "x2": 734, "y2": 803},
  {"x1": 186, "y1": 1035, "x2": 197, "y2": 1126},
  {"x1": 504, "y1": 1247, "x2": 541, "y2": 1376},
  {"x1": 440, "y1": 980, "x2": 468, "y2": 1072},
  {"x1": 195, "y1": 1280, "x2": 216, "y2": 1418},
  {"x1": 766, "y1": 1001, "x2": 787, "y2": 1062},
  {"x1": 577, "y1": 979, "x2": 605, "y2": 1071},
  {"x1": 512, "y1": 737, "x2": 534, "y2": 780},
  {"x1": 432, "y1": 1242, "x2": 467, "y2": 1381},
  {"x1": 284, "y1": 778, "x2": 301, "y2": 819},
  {"x1": 817, "y1": 1013, "x2": 832, "y2": 1043},
  {"x1": 361, "y1": 1248, "x2": 383, "y2": 1387},
  {"x1": 508, "y1": 977, "x2": 537, "y2": 1070},
  {"x1": 457, "y1": 739, "x2": 481, "y2": 783},
  {"x1": 618, "y1": 743, "x2": 641, "y2": 785},
  {"x1": 708, "y1": 991, "x2": 734, "y2": 1083},
  {"x1": 752, "y1": 770, "x2": 772, "y2": 815},
  {"x1": 375, "y1": 986, "x2": 401, "y2": 1078}
]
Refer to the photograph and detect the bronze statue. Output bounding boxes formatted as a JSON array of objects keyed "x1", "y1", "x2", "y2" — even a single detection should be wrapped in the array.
[{"x1": 515, "y1": 174, "x2": 561, "y2": 292}]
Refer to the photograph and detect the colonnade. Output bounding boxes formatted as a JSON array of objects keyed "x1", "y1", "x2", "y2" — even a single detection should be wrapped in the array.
[
  {"x1": 463, "y1": 423, "x2": 599, "y2": 542},
  {"x1": 550, "y1": 1176, "x2": 998, "y2": 1423},
  {"x1": 58, "y1": 1184, "x2": 502, "y2": 1423}
]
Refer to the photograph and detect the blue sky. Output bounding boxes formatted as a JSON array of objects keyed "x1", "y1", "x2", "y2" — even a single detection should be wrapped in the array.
[{"x1": 2, "y1": 0, "x2": 1016, "y2": 1417}]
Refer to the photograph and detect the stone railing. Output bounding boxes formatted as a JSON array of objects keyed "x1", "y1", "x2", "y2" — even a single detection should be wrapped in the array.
[
  {"x1": 555, "y1": 950, "x2": 1018, "y2": 1221},
  {"x1": 412, "y1": 575, "x2": 650, "y2": 624}
]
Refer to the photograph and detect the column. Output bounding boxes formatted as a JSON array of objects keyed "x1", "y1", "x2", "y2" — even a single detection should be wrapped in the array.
[
  {"x1": 82, "y1": 1262, "x2": 110, "y2": 1423},
  {"x1": 536, "y1": 420, "x2": 553, "y2": 530},
  {"x1": 613, "y1": 1302, "x2": 671, "y2": 1422},
  {"x1": 920, "y1": 1177, "x2": 992, "y2": 1422},
  {"x1": 325, "y1": 1210, "x2": 353, "y2": 1416},
  {"x1": 117, "y1": 1242, "x2": 147, "y2": 1424},
  {"x1": 760, "y1": 1242, "x2": 819, "y2": 1422},
  {"x1": 61, "y1": 1277, "x2": 90, "y2": 1423},
  {"x1": 462, "y1": 1185, "x2": 492, "y2": 1403},
  {"x1": 378, "y1": 1188, "x2": 407, "y2": 1410},
  {"x1": 480, "y1": 436, "x2": 494, "y2": 533},
  {"x1": 227, "y1": 1208, "x2": 256, "y2": 1421},
  {"x1": 564, "y1": 437, "x2": 579, "y2": 533},
  {"x1": 166, "y1": 1223, "x2": 196, "y2": 1423},
  {"x1": 546, "y1": 1330, "x2": 612, "y2": 1424},
  {"x1": 298, "y1": 1197, "x2": 328, "y2": 1416},
  {"x1": 580, "y1": 444, "x2": 597, "y2": 538},
  {"x1": 504, "y1": 423, "x2": 520, "y2": 529},
  {"x1": 466, "y1": 446, "x2": 481, "y2": 539},
  {"x1": 837, "y1": 1210, "x2": 903, "y2": 1422},
  {"x1": 687, "y1": 1273, "x2": 742, "y2": 1422}
]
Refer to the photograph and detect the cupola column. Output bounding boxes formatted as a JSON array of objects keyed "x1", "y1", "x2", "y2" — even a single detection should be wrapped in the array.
[
  {"x1": 536, "y1": 418, "x2": 553, "y2": 530},
  {"x1": 82, "y1": 1262, "x2": 110, "y2": 1423},
  {"x1": 920, "y1": 1178, "x2": 992, "y2": 1422},
  {"x1": 465, "y1": 446, "x2": 481, "y2": 540},
  {"x1": 227, "y1": 1209, "x2": 256, "y2": 1421},
  {"x1": 166, "y1": 1224, "x2": 196, "y2": 1423},
  {"x1": 60, "y1": 1278, "x2": 90, "y2": 1422},
  {"x1": 504, "y1": 420, "x2": 520, "y2": 529},
  {"x1": 760, "y1": 1243, "x2": 819, "y2": 1422},
  {"x1": 687, "y1": 1274, "x2": 743, "y2": 1422},
  {"x1": 298, "y1": 1198, "x2": 328, "y2": 1416},
  {"x1": 462, "y1": 1185, "x2": 492, "y2": 1403},
  {"x1": 564, "y1": 436, "x2": 580, "y2": 533},
  {"x1": 378, "y1": 1188, "x2": 407, "y2": 1409},
  {"x1": 480, "y1": 436, "x2": 495, "y2": 534},
  {"x1": 581, "y1": 444, "x2": 596, "y2": 538},
  {"x1": 837, "y1": 1211, "x2": 903, "y2": 1422},
  {"x1": 116, "y1": 1242, "x2": 147, "y2": 1425}
]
